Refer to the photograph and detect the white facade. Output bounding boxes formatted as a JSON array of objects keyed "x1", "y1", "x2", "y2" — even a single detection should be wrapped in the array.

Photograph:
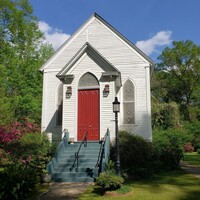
[{"x1": 40, "y1": 13, "x2": 154, "y2": 141}]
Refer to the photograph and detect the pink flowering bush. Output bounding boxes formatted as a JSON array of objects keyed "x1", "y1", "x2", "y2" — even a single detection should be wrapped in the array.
[
  {"x1": 183, "y1": 143, "x2": 194, "y2": 152},
  {"x1": 0, "y1": 120, "x2": 55, "y2": 199},
  {"x1": 0, "y1": 132, "x2": 55, "y2": 199},
  {"x1": 0, "y1": 118, "x2": 40, "y2": 144}
]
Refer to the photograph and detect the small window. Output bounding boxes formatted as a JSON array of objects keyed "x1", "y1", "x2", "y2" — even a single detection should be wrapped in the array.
[
  {"x1": 57, "y1": 84, "x2": 63, "y2": 126},
  {"x1": 123, "y1": 80, "x2": 135, "y2": 124}
]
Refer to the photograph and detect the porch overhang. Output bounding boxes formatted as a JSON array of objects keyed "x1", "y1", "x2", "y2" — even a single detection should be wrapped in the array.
[
  {"x1": 56, "y1": 42, "x2": 122, "y2": 89},
  {"x1": 56, "y1": 74, "x2": 74, "y2": 84}
]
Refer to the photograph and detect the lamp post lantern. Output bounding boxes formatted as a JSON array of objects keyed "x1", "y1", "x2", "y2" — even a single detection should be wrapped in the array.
[{"x1": 113, "y1": 97, "x2": 121, "y2": 176}]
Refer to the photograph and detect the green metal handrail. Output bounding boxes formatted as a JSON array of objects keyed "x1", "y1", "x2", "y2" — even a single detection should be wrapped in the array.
[
  {"x1": 70, "y1": 131, "x2": 88, "y2": 172},
  {"x1": 97, "y1": 129, "x2": 110, "y2": 172}
]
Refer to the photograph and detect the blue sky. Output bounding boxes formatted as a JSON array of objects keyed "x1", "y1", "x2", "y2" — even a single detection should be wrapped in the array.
[{"x1": 29, "y1": 0, "x2": 200, "y2": 62}]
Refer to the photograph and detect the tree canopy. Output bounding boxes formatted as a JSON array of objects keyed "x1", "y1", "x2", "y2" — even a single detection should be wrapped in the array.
[
  {"x1": 152, "y1": 40, "x2": 200, "y2": 122},
  {"x1": 0, "y1": 0, "x2": 54, "y2": 125}
]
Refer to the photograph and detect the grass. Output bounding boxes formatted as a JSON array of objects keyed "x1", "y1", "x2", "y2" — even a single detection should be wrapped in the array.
[
  {"x1": 79, "y1": 170, "x2": 200, "y2": 200},
  {"x1": 183, "y1": 152, "x2": 200, "y2": 167}
]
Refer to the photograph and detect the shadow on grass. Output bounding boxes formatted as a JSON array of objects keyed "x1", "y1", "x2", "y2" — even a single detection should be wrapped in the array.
[
  {"x1": 141, "y1": 169, "x2": 200, "y2": 186},
  {"x1": 180, "y1": 191, "x2": 200, "y2": 200},
  {"x1": 91, "y1": 186, "x2": 105, "y2": 196},
  {"x1": 133, "y1": 169, "x2": 200, "y2": 199},
  {"x1": 80, "y1": 170, "x2": 200, "y2": 200}
]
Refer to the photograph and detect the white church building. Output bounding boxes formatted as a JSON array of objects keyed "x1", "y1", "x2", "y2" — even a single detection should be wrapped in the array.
[{"x1": 39, "y1": 13, "x2": 154, "y2": 142}]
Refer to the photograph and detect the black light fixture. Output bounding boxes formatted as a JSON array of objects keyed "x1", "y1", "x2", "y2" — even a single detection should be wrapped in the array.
[
  {"x1": 66, "y1": 86, "x2": 72, "y2": 98},
  {"x1": 113, "y1": 97, "x2": 121, "y2": 175},
  {"x1": 103, "y1": 84, "x2": 110, "y2": 97},
  {"x1": 113, "y1": 97, "x2": 120, "y2": 113}
]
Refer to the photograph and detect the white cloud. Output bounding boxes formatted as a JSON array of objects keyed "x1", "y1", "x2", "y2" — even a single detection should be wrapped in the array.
[
  {"x1": 136, "y1": 31, "x2": 172, "y2": 56},
  {"x1": 38, "y1": 21, "x2": 70, "y2": 50}
]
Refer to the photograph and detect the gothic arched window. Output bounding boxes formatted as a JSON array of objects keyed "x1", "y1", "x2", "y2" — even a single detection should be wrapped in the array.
[
  {"x1": 123, "y1": 80, "x2": 135, "y2": 124},
  {"x1": 78, "y1": 72, "x2": 99, "y2": 89}
]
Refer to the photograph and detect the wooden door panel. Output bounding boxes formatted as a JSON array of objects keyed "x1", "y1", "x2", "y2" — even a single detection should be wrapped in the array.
[{"x1": 78, "y1": 89, "x2": 99, "y2": 141}]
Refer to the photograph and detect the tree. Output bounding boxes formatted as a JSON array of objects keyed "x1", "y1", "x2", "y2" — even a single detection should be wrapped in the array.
[
  {"x1": 154, "y1": 40, "x2": 200, "y2": 121},
  {"x1": 0, "y1": 0, "x2": 54, "y2": 124}
]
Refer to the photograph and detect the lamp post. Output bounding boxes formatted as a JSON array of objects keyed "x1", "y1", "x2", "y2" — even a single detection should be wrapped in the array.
[{"x1": 113, "y1": 97, "x2": 121, "y2": 176}]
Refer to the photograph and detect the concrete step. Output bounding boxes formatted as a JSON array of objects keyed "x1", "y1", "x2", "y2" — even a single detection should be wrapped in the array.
[
  {"x1": 53, "y1": 167, "x2": 99, "y2": 173},
  {"x1": 52, "y1": 171, "x2": 98, "y2": 179},
  {"x1": 58, "y1": 158, "x2": 99, "y2": 163},
  {"x1": 64, "y1": 148, "x2": 101, "y2": 153},
  {"x1": 56, "y1": 161, "x2": 97, "y2": 168},
  {"x1": 58, "y1": 154, "x2": 99, "y2": 159},
  {"x1": 52, "y1": 176, "x2": 95, "y2": 182}
]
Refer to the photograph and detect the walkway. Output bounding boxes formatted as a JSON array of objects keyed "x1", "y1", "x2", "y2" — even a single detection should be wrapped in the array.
[
  {"x1": 180, "y1": 161, "x2": 200, "y2": 179},
  {"x1": 37, "y1": 162, "x2": 200, "y2": 200},
  {"x1": 37, "y1": 182, "x2": 93, "y2": 200}
]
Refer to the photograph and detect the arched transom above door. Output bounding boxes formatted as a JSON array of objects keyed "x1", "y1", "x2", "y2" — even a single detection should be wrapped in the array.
[{"x1": 78, "y1": 72, "x2": 99, "y2": 89}]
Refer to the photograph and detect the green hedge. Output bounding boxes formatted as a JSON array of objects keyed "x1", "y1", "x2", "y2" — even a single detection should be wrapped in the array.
[
  {"x1": 111, "y1": 131, "x2": 153, "y2": 179},
  {"x1": 112, "y1": 130, "x2": 185, "y2": 179}
]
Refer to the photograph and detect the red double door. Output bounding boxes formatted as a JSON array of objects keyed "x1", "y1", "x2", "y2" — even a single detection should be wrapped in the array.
[{"x1": 78, "y1": 89, "x2": 100, "y2": 141}]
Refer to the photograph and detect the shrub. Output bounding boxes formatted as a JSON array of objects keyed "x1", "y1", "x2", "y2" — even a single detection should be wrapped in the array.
[
  {"x1": 153, "y1": 129, "x2": 184, "y2": 170},
  {"x1": 197, "y1": 149, "x2": 200, "y2": 154},
  {"x1": 119, "y1": 131, "x2": 152, "y2": 167},
  {"x1": 183, "y1": 121, "x2": 200, "y2": 151},
  {"x1": 153, "y1": 129, "x2": 192, "y2": 150},
  {"x1": 0, "y1": 132, "x2": 55, "y2": 199},
  {"x1": 96, "y1": 173, "x2": 124, "y2": 191},
  {"x1": 152, "y1": 102, "x2": 180, "y2": 129},
  {"x1": 113, "y1": 131, "x2": 153, "y2": 179},
  {"x1": 183, "y1": 143, "x2": 194, "y2": 152},
  {"x1": 0, "y1": 161, "x2": 38, "y2": 200},
  {"x1": 156, "y1": 146, "x2": 183, "y2": 170},
  {"x1": 5, "y1": 133, "x2": 53, "y2": 182},
  {"x1": 105, "y1": 160, "x2": 116, "y2": 174}
]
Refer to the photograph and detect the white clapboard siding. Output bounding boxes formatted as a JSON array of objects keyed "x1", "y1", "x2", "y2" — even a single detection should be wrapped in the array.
[
  {"x1": 62, "y1": 55, "x2": 115, "y2": 140},
  {"x1": 41, "y1": 14, "x2": 153, "y2": 141},
  {"x1": 45, "y1": 18, "x2": 148, "y2": 71},
  {"x1": 42, "y1": 71, "x2": 62, "y2": 137}
]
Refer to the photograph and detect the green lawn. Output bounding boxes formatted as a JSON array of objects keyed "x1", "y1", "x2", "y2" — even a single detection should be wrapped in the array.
[
  {"x1": 183, "y1": 152, "x2": 200, "y2": 167},
  {"x1": 79, "y1": 170, "x2": 200, "y2": 200}
]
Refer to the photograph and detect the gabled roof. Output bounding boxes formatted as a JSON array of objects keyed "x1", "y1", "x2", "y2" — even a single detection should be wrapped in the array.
[
  {"x1": 57, "y1": 42, "x2": 120, "y2": 78},
  {"x1": 40, "y1": 12, "x2": 154, "y2": 72},
  {"x1": 92, "y1": 13, "x2": 154, "y2": 66}
]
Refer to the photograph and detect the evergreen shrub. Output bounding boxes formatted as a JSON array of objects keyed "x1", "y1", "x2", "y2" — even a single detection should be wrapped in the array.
[
  {"x1": 96, "y1": 173, "x2": 124, "y2": 191},
  {"x1": 114, "y1": 131, "x2": 153, "y2": 179},
  {"x1": 153, "y1": 129, "x2": 184, "y2": 170}
]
